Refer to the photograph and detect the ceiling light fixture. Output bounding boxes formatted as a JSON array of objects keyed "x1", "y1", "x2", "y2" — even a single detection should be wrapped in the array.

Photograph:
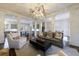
[{"x1": 30, "y1": 4, "x2": 45, "y2": 20}]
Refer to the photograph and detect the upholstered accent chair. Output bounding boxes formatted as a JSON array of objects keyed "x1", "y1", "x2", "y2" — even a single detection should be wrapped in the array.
[{"x1": 7, "y1": 32, "x2": 27, "y2": 49}]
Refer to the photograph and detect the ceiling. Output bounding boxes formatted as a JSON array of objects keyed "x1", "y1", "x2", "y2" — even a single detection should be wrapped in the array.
[{"x1": 0, "y1": 3, "x2": 77, "y2": 18}]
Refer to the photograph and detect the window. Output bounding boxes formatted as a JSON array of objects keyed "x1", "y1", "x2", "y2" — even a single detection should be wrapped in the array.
[
  {"x1": 5, "y1": 15, "x2": 17, "y2": 31},
  {"x1": 55, "y1": 12, "x2": 70, "y2": 36},
  {"x1": 11, "y1": 24, "x2": 17, "y2": 29}
]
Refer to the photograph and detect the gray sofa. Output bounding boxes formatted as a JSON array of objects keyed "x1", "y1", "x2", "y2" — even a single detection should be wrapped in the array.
[{"x1": 37, "y1": 31, "x2": 64, "y2": 48}]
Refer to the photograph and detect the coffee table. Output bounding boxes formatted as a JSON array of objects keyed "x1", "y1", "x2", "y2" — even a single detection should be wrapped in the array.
[{"x1": 30, "y1": 38, "x2": 52, "y2": 55}]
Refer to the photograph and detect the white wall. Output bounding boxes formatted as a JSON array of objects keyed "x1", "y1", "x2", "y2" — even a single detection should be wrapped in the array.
[
  {"x1": 69, "y1": 8, "x2": 79, "y2": 46},
  {"x1": 45, "y1": 17, "x2": 55, "y2": 32},
  {"x1": 0, "y1": 13, "x2": 4, "y2": 43}
]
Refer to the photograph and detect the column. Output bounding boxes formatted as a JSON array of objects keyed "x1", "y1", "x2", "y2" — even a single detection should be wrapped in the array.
[
  {"x1": 39, "y1": 22, "x2": 42, "y2": 34},
  {"x1": 17, "y1": 17, "x2": 21, "y2": 36},
  {"x1": 34, "y1": 22, "x2": 37, "y2": 37}
]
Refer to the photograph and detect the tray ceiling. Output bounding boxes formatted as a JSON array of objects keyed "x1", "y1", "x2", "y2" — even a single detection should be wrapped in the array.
[{"x1": 0, "y1": 3, "x2": 77, "y2": 18}]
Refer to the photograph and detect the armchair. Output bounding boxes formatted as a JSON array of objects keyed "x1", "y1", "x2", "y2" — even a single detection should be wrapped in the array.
[{"x1": 7, "y1": 33, "x2": 26, "y2": 49}]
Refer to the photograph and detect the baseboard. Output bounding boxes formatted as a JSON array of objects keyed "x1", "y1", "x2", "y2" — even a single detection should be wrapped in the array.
[{"x1": 69, "y1": 45, "x2": 79, "y2": 52}]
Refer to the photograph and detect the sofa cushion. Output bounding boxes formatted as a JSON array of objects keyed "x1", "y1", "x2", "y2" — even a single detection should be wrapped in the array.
[
  {"x1": 11, "y1": 33, "x2": 19, "y2": 38},
  {"x1": 13, "y1": 36, "x2": 20, "y2": 40},
  {"x1": 54, "y1": 32, "x2": 63, "y2": 40},
  {"x1": 10, "y1": 32, "x2": 20, "y2": 40},
  {"x1": 43, "y1": 32, "x2": 47, "y2": 37},
  {"x1": 47, "y1": 32, "x2": 52, "y2": 38}
]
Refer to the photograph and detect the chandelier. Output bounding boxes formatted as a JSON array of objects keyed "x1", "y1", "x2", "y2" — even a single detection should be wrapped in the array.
[{"x1": 30, "y1": 4, "x2": 45, "y2": 19}]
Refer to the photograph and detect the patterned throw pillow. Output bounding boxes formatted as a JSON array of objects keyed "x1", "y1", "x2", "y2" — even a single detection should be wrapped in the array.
[{"x1": 54, "y1": 32, "x2": 63, "y2": 40}]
